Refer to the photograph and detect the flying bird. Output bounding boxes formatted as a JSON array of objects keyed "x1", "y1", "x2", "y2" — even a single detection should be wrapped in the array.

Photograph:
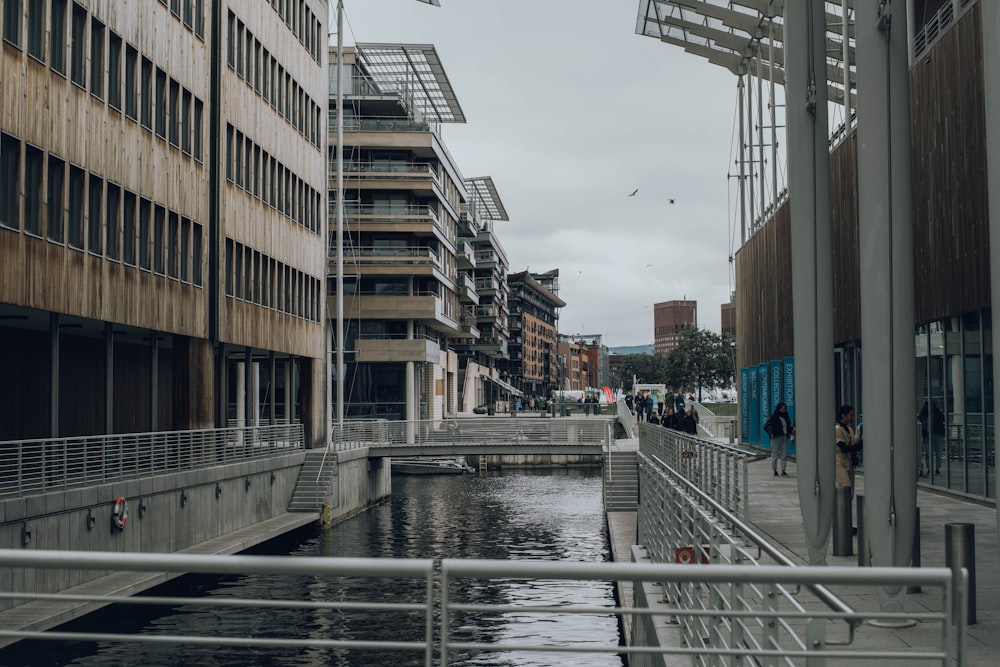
[
  {"x1": 628, "y1": 189, "x2": 638, "y2": 197},
  {"x1": 667, "y1": 198, "x2": 676, "y2": 204},
  {"x1": 645, "y1": 264, "x2": 653, "y2": 268}
]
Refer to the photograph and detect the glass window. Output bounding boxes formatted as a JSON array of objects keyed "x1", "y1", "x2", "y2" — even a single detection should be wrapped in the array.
[
  {"x1": 89, "y1": 18, "x2": 104, "y2": 99},
  {"x1": 3, "y1": 0, "x2": 22, "y2": 47},
  {"x1": 168, "y1": 80, "x2": 180, "y2": 146},
  {"x1": 153, "y1": 205, "x2": 165, "y2": 273},
  {"x1": 50, "y1": 0, "x2": 66, "y2": 74},
  {"x1": 183, "y1": 0, "x2": 193, "y2": 27},
  {"x1": 0, "y1": 133, "x2": 19, "y2": 229},
  {"x1": 24, "y1": 145, "x2": 43, "y2": 235},
  {"x1": 70, "y1": 3, "x2": 85, "y2": 87},
  {"x1": 107, "y1": 184, "x2": 122, "y2": 261},
  {"x1": 107, "y1": 33, "x2": 121, "y2": 109},
  {"x1": 234, "y1": 242, "x2": 243, "y2": 298},
  {"x1": 180, "y1": 216, "x2": 190, "y2": 281},
  {"x1": 194, "y1": 0, "x2": 203, "y2": 37},
  {"x1": 47, "y1": 155, "x2": 64, "y2": 242},
  {"x1": 27, "y1": 0, "x2": 43, "y2": 60},
  {"x1": 122, "y1": 190, "x2": 135, "y2": 265},
  {"x1": 67, "y1": 165, "x2": 85, "y2": 249},
  {"x1": 87, "y1": 173, "x2": 103, "y2": 255},
  {"x1": 193, "y1": 98, "x2": 203, "y2": 160},
  {"x1": 167, "y1": 211, "x2": 178, "y2": 278},
  {"x1": 155, "y1": 68, "x2": 167, "y2": 138},
  {"x1": 225, "y1": 238, "x2": 233, "y2": 296},
  {"x1": 192, "y1": 222, "x2": 202, "y2": 285},
  {"x1": 181, "y1": 89, "x2": 191, "y2": 154},
  {"x1": 138, "y1": 197, "x2": 150, "y2": 269},
  {"x1": 141, "y1": 57, "x2": 153, "y2": 128},
  {"x1": 124, "y1": 45, "x2": 137, "y2": 119}
]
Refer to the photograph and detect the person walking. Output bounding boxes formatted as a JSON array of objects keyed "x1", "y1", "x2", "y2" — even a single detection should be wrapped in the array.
[
  {"x1": 635, "y1": 392, "x2": 646, "y2": 424},
  {"x1": 917, "y1": 400, "x2": 945, "y2": 476},
  {"x1": 835, "y1": 404, "x2": 863, "y2": 493},
  {"x1": 682, "y1": 408, "x2": 698, "y2": 435},
  {"x1": 584, "y1": 394, "x2": 592, "y2": 417},
  {"x1": 625, "y1": 392, "x2": 634, "y2": 416},
  {"x1": 764, "y1": 402, "x2": 793, "y2": 477}
]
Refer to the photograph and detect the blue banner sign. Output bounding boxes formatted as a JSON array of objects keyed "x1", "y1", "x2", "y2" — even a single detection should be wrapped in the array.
[
  {"x1": 784, "y1": 356, "x2": 796, "y2": 455},
  {"x1": 771, "y1": 359, "x2": 782, "y2": 415},
  {"x1": 749, "y1": 367, "x2": 759, "y2": 444},
  {"x1": 740, "y1": 368, "x2": 750, "y2": 443},
  {"x1": 759, "y1": 363, "x2": 770, "y2": 447}
]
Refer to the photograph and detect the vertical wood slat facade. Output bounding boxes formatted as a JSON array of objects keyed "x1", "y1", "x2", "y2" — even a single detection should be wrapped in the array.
[
  {"x1": 909, "y1": 2, "x2": 990, "y2": 324},
  {"x1": 736, "y1": 6, "x2": 989, "y2": 369}
]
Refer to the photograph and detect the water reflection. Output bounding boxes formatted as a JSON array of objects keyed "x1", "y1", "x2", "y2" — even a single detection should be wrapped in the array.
[{"x1": 1, "y1": 469, "x2": 621, "y2": 666}]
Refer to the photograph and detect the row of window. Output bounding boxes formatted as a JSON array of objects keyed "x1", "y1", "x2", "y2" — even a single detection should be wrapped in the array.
[
  {"x1": 225, "y1": 238, "x2": 322, "y2": 324},
  {"x1": 0, "y1": 132, "x2": 204, "y2": 286},
  {"x1": 268, "y1": 0, "x2": 324, "y2": 65},
  {"x1": 4, "y1": 0, "x2": 205, "y2": 161},
  {"x1": 227, "y1": 9, "x2": 322, "y2": 151},
  {"x1": 225, "y1": 123, "x2": 322, "y2": 236},
  {"x1": 156, "y1": 0, "x2": 205, "y2": 39}
]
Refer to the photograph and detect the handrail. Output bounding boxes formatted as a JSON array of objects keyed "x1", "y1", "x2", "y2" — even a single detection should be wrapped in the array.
[
  {"x1": 643, "y1": 450, "x2": 859, "y2": 628},
  {"x1": 0, "y1": 425, "x2": 304, "y2": 498}
]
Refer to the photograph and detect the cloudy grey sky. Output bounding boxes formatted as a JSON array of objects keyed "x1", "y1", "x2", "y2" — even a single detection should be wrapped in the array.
[{"x1": 336, "y1": 0, "x2": 742, "y2": 347}]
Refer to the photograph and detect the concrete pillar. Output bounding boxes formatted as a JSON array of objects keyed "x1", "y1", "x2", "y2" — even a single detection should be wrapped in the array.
[
  {"x1": 49, "y1": 312, "x2": 59, "y2": 438},
  {"x1": 235, "y1": 361, "x2": 246, "y2": 428},
  {"x1": 269, "y1": 352, "x2": 276, "y2": 425},
  {"x1": 105, "y1": 323, "x2": 114, "y2": 434},
  {"x1": 150, "y1": 331, "x2": 158, "y2": 431},
  {"x1": 786, "y1": 0, "x2": 836, "y2": 565},
  {"x1": 856, "y1": 0, "x2": 917, "y2": 613},
  {"x1": 283, "y1": 360, "x2": 293, "y2": 424},
  {"x1": 244, "y1": 347, "x2": 253, "y2": 428},
  {"x1": 406, "y1": 361, "x2": 416, "y2": 444},
  {"x1": 983, "y1": 0, "x2": 1000, "y2": 543}
]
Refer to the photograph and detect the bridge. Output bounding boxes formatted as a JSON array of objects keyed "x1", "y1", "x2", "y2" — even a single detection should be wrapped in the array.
[{"x1": 332, "y1": 415, "x2": 621, "y2": 458}]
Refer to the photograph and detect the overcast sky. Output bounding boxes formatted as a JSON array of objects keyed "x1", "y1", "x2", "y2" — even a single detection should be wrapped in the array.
[{"x1": 335, "y1": 0, "x2": 742, "y2": 347}]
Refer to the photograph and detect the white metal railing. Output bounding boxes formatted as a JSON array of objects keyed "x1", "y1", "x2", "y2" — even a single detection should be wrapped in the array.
[
  {"x1": 634, "y1": 451, "x2": 967, "y2": 665},
  {"x1": 615, "y1": 396, "x2": 635, "y2": 439},
  {"x1": 0, "y1": 549, "x2": 966, "y2": 665},
  {"x1": 913, "y1": 0, "x2": 956, "y2": 59},
  {"x1": 329, "y1": 418, "x2": 612, "y2": 452},
  {"x1": 0, "y1": 425, "x2": 304, "y2": 498},
  {"x1": 639, "y1": 422, "x2": 752, "y2": 520},
  {"x1": 690, "y1": 400, "x2": 739, "y2": 440}
]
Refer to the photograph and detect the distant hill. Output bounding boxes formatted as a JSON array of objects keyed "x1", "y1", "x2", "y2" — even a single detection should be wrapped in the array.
[{"x1": 611, "y1": 344, "x2": 654, "y2": 355}]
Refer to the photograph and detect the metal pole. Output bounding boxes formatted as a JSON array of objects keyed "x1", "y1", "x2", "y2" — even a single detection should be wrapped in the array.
[
  {"x1": 833, "y1": 486, "x2": 853, "y2": 557},
  {"x1": 335, "y1": 0, "x2": 345, "y2": 429},
  {"x1": 907, "y1": 506, "x2": 921, "y2": 594},
  {"x1": 856, "y1": 0, "x2": 916, "y2": 616},
  {"x1": 842, "y1": 0, "x2": 852, "y2": 123},
  {"x1": 982, "y1": 0, "x2": 1000, "y2": 547},
  {"x1": 756, "y1": 41, "x2": 766, "y2": 218},
  {"x1": 745, "y1": 65, "x2": 755, "y2": 231},
  {"x1": 737, "y1": 74, "x2": 748, "y2": 246},
  {"x1": 768, "y1": 8, "x2": 778, "y2": 203},
  {"x1": 857, "y1": 494, "x2": 868, "y2": 566},
  {"x1": 944, "y1": 523, "x2": 976, "y2": 625}
]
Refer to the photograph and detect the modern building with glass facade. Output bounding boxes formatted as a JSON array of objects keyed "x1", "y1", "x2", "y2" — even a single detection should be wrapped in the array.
[{"x1": 0, "y1": 0, "x2": 328, "y2": 445}]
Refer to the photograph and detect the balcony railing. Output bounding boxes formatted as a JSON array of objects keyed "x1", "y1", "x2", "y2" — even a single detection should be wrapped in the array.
[
  {"x1": 340, "y1": 161, "x2": 437, "y2": 181},
  {"x1": 913, "y1": 0, "x2": 956, "y2": 59},
  {"x1": 339, "y1": 246, "x2": 441, "y2": 268},
  {"x1": 331, "y1": 114, "x2": 439, "y2": 135},
  {"x1": 0, "y1": 425, "x2": 304, "y2": 498}
]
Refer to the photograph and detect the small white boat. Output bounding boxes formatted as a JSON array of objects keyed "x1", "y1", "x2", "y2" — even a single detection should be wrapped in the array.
[{"x1": 391, "y1": 457, "x2": 474, "y2": 475}]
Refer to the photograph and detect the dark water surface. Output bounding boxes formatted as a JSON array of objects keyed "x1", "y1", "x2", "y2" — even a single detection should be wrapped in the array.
[{"x1": 2, "y1": 469, "x2": 623, "y2": 666}]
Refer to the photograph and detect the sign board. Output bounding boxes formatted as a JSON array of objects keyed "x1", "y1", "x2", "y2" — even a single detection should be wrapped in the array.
[
  {"x1": 748, "y1": 367, "x2": 759, "y2": 444},
  {"x1": 740, "y1": 368, "x2": 750, "y2": 443},
  {"x1": 784, "y1": 356, "x2": 796, "y2": 454},
  {"x1": 759, "y1": 363, "x2": 770, "y2": 448}
]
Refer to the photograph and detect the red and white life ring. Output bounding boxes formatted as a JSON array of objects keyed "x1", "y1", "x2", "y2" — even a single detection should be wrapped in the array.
[{"x1": 112, "y1": 497, "x2": 128, "y2": 530}]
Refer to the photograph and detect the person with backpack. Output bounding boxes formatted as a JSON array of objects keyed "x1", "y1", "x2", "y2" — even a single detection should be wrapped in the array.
[{"x1": 764, "y1": 402, "x2": 794, "y2": 477}]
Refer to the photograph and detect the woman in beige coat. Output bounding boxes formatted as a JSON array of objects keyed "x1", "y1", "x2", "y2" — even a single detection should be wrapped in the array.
[{"x1": 835, "y1": 404, "x2": 863, "y2": 491}]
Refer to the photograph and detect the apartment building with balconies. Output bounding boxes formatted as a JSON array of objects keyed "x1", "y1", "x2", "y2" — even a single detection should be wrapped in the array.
[
  {"x1": 449, "y1": 176, "x2": 520, "y2": 412},
  {"x1": 502, "y1": 270, "x2": 565, "y2": 399},
  {"x1": 329, "y1": 43, "x2": 471, "y2": 421}
]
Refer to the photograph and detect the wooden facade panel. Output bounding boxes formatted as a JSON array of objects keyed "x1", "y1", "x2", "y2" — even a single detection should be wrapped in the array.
[
  {"x1": 738, "y1": 7, "x2": 989, "y2": 369},
  {"x1": 909, "y1": 4, "x2": 990, "y2": 323}
]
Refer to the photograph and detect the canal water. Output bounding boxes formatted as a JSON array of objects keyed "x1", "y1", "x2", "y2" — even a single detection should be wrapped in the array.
[{"x1": 3, "y1": 469, "x2": 623, "y2": 666}]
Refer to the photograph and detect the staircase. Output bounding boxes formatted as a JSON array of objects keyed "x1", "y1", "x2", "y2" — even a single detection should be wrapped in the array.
[
  {"x1": 604, "y1": 450, "x2": 639, "y2": 512},
  {"x1": 288, "y1": 450, "x2": 337, "y2": 512}
]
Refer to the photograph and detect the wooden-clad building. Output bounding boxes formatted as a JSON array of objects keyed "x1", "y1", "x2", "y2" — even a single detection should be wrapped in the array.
[
  {"x1": 735, "y1": 3, "x2": 994, "y2": 499},
  {"x1": 0, "y1": 0, "x2": 328, "y2": 445}
]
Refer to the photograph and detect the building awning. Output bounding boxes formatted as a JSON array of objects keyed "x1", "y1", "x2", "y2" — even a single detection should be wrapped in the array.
[{"x1": 486, "y1": 375, "x2": 522, "y2": 397}]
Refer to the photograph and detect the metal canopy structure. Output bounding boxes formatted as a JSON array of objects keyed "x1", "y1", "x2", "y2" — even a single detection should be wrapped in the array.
[
  {"x1": 355, "y1": 43, "x2": 466, "y2": 124},
  {"x1": 466, "y1": 177, "x2": 510, "y2": 223},
  {"x1": 635, "y1": 1, "x2": 857, "y2": 239}
]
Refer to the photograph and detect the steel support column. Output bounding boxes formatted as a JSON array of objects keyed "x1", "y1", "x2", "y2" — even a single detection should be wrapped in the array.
[
  {"x1": 856, "y1": 0, "x2": 916, "y2": 613},
  {"x1": 982, "y1": 0, "x2": 1000, "y2": 542},
  {"x1": 786, "y1": 0, "x2": 835, "y2": 565},
  {"x1": 738, "y1": 74, "x2": 748, "y2": 245}
]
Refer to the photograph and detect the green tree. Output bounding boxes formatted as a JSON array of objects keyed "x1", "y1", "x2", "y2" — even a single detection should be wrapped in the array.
[
  {"x1": 666, "y1": 328, "x2": 734, "y2": 401},
  {"x1": 616, "y1": 353, "x2": 671, "y2": 389}
]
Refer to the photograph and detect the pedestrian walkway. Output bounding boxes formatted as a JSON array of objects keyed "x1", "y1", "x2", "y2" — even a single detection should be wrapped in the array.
[{"x1": 607, "y1": 436, "x2": 999, "y2": 663}]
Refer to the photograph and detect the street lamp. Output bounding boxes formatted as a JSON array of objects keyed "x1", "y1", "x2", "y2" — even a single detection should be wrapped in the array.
[{"x1": 333, "y1": 0, "x2": 442, "y2": 430}]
